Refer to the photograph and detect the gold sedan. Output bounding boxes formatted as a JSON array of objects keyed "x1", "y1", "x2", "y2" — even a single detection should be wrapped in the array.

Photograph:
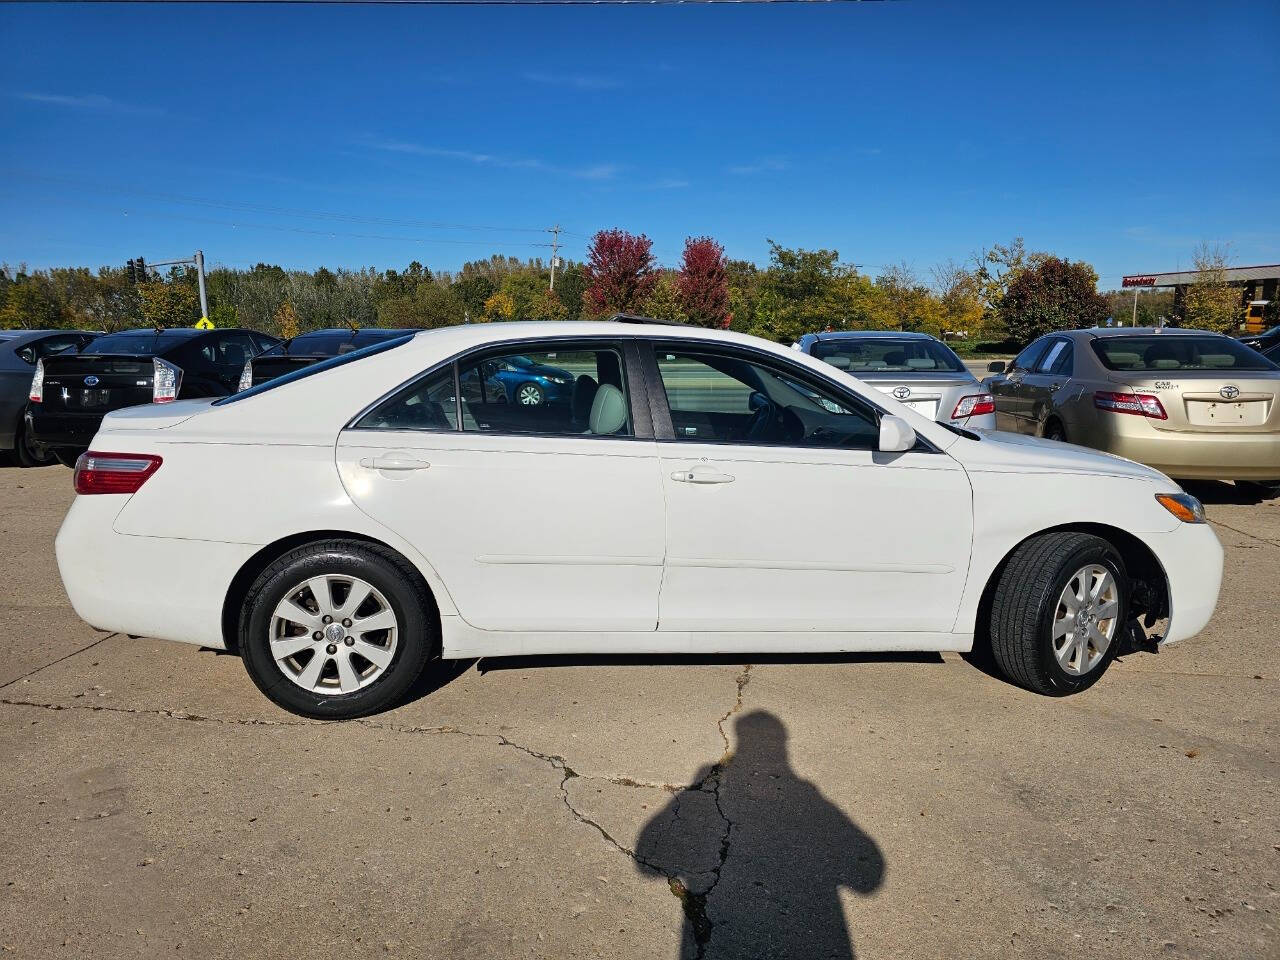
[{"x1": 985, "y1": 327, "x2": 1280, "y2": 493}]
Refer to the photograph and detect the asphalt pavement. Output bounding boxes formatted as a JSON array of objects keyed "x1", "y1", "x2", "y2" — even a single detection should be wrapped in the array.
[{"x1": 0, "y1": 465, "x2": 1276, "y2": 959}]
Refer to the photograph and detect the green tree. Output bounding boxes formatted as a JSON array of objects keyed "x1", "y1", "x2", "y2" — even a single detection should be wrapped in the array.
[
  {"x1": 138, "y1": 280, "x2": 200, "y2": 328},
  {"x1": 499, "y1": 272, "x2": 550, "y2": 321},
  {"x1": 641, "y1": 272, "x2": 688, "y2": 324},
  {"x1": 1181, "y1": 244, "x2": 1242, "y2": 334},
  {"x1": 999, "y1": 257, "x2": 1108, "y2": 344},
  {"x1": 377, "y1": 282, "x2": 465, "y2": 328},
  {"x1": 453, "y1": 273, "x2": 496, "y2": 320}
]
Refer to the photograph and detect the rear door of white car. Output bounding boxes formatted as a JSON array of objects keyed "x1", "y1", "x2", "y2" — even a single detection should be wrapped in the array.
[
  {"x1": 642, "y1": 340, "x2": 973, "y2": 634},
  {"x1": 336, "y1": 337, "x2": 664, "y2": 633}
]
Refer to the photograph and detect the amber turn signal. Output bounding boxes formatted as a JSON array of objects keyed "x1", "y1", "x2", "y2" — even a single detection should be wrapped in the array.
[{"x1": 1155, "y1": 493, "x2": 1206, "y2": 524}]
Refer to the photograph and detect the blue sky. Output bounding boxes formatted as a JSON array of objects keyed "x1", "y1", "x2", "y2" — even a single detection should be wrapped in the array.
[{"x1": 1, "y1": 0, "x2": 1277, "y2": 289}]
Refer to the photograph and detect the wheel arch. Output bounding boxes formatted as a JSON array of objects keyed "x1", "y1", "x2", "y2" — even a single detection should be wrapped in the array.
[
  {"x1": 221, "y1": 530, "x2": 442, "y2": 654},
  {"x1": 970, "y1": 521, "x2": 1170, "y2": 652}
]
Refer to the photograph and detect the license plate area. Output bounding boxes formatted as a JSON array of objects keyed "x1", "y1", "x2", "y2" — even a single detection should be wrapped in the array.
[
  {"x1": 1186, "y1": 400, "x2": 1268, "y2": 427},
  {"x1": 80, "y1": 388, "x2": 111, "y2": 408},
  {"x1": 903, "y1": 398, "x2": 939, "y2": 420}
]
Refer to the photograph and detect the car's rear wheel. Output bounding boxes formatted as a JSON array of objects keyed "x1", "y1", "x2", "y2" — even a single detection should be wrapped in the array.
[
  {"x1": 988, "y1": 532, "x2": 1128, "y2": 695},
  {"x1": 240, "y1": 540, "x2": 436, "y2": 719},
  {"x1": 13, "y1": 418, "x2": 57, "y2": 468},
  {"x1": 53, "y1": 448, "x2": 84, "y2": 468},
  {"x1": 1042, "y1": 419, "x2": 1067, "y2": 443}
]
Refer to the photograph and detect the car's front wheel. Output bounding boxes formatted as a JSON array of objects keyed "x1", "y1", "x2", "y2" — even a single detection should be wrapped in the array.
[
  {"x1": 988, "y1": 532, "x2": 1128, "y2": 695},
  {"x1": 240, "y1": 540, "x2": 436, "y2": 719}
]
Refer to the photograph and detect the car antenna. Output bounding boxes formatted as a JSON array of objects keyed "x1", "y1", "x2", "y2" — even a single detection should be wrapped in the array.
[{"x1": 346, "y1": 319, "x2": 360, "y2": 334}]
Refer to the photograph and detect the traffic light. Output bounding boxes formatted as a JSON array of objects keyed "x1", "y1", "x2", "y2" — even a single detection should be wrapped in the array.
[
  {"x1": 136, "y1": 257, "x2": 147, "y2": 282},
  {"x1": 126, "y1": 259, "x2": 136, "y2": 284}
]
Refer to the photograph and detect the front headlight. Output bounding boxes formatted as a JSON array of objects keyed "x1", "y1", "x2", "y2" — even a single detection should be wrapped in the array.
[
  {"x1": 1155, "y1": 492, "x2": 1206, "y2": 524},
  {"x1": 549, "y1": 375, "x2": 571, "y2": 385}
]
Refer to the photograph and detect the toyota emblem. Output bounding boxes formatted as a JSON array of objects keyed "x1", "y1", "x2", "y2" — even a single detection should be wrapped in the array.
[
  {"x1": 83, "y1": 375, "x2": 99, "y2": 387},
  {"x1": 1219, "y1": 385, "x2": 1240, "y2": 400},
  {"x1": 892, "y1": 386, "x2": 911, "y2": 400}
]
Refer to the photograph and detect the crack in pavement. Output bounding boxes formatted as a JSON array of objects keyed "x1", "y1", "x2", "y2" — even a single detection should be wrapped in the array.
[
  {"x1": 1209, "y1": 519, "x2": 1280, "y2": 551},
  {"x1": 0, "y1": 633, "x2": 117, "y2": 691},
  {"x1": 1, "y1": 663, "x2": 758, "y2": 958}
]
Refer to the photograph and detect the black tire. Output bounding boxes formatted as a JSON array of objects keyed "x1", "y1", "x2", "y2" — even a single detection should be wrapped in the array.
[
  {"x1": 13, "y1": 415, "x2": 57, "y2": 468},
  {"x1": 1042, "y1": 419, "x2": 1067, "y2": 443},
  {"x1": 239, "y1": 539, "x2": 437, "y2": 719},
  {"x1": 53, "y1": 448, "x2": 84, "y2": 468},
  {"x1": 515, "y1": 381, "x2": 545, "y2": 406},
  {"x1": 1239, "y1": 480, "x2": 1280, "y2": 500},
  {"x1": 988, "y1": 532, "x2": 1128, "y2": 695}
]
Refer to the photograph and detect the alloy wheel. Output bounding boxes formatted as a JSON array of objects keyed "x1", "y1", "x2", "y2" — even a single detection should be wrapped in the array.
[
  {"x1": 517, "y1": 383, "x2": 543, "y2": 406},
  {"x1": 269, "y1": 574, "x2": 399, "y2": 695},
  {"x1": 1051, "y1": 564, "x2": 1119, "y2": 676}
]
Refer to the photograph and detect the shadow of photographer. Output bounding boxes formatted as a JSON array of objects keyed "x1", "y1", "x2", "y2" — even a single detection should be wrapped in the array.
[{"x1": 636, "y1": 709, "x2": 885, "y2": 959}]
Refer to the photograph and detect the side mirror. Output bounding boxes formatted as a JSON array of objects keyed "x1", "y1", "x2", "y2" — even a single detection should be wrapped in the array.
[
  {"x1": 878, "y1": 414, "x2": 917, "y2": 453},
  {"x1": 987, "y1": 360, "x2": 1007, "y2": 373}
]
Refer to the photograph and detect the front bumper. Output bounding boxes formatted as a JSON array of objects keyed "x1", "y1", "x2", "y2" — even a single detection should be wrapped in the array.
[{"x1": 1143, "y1": 520, "x2": 1224, "y2": 644}]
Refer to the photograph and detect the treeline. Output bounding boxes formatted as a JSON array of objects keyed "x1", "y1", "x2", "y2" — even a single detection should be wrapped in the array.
[{"x1": 0, "y1": 231, "x2": 1242, "y2": 348}]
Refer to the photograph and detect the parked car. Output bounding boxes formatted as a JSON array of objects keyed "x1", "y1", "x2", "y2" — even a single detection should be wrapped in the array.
[
  {"x1": 240, "y1": 327, "x2": 421, "y2": 390},
  {"x1": 985, "y1": 327, "x2": 1280, "y2": 495},
  {"x1": 1238, "y1": 324, "x2": 1280, "y2": 354},
  {"x1": 0, "y1": 329, "x2": 97, "y2": 466},
  {"x1": 486, "y1": 353, "x2": 577, "y2": 407},
  {"x1": 29, "y1": 327, "x2": 279, "y2": 465},
  {"x1": 56, "y1": 321, "x2": 1222, "y2": 719},
  {"x1": 793, "y1": 331, "x2": 995, "y2": 430}
]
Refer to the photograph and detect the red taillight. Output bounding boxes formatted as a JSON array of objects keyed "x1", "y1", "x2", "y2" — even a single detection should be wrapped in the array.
[
  {"x1": 29, "y1": 358, "x2": 44, "y2": 403},
  {"x1": 73, "y1": 451, "x2": 163, "y2": 495},
  {"x1": 952, "y1": 393, "x2": 995, "y2": 419},
  {"x1": 1094, "y1": 391, "x2": 1168, "y2": 420}
]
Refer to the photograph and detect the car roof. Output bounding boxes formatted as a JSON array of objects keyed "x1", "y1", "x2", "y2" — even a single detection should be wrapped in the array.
[
  {"x1": 808, "y1": 330, "x2": 940, "y2": 341},
  {"x1": 1075, "y1": 326, "x2": 1229, "y2": 339}
]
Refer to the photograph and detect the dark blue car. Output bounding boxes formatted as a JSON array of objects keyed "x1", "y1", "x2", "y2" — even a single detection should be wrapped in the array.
[{"x1": 488, "y1": 354, "x2": 576, "y2": 406}]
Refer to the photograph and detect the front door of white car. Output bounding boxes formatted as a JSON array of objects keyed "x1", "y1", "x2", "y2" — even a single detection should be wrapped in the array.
[
  {"x1": 335, "y1": 341, "x2": 664, "y2": 633},
  {"x1": 646, "y1": 343, "x2": 974, "y2": 635}
]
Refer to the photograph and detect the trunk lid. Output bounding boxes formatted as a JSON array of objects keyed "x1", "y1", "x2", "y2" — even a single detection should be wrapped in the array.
[
  {"x1": 39, "y1": 353, "x2": 155, "y2": 414},
  {"x1": 1113, "y1": 371, "x2": 1280, "y2": 434},
  {"x1": 860, "y1": 373, "x2": 979, "y2": 421}
]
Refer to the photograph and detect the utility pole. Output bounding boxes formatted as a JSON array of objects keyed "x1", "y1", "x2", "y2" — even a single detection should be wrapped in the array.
[
  {"x1": 547, "y1": 224, "x2": 561, "y2": 292},
  {"x1": 1131, "y1": 286, "x2": 1138, "y2": 327},
  {"x1": 143, "y1": 250, "x2": 212, "y2": 326},
  {"x1": 194, "y1": 250, "x2": 209, "y2": 324}
]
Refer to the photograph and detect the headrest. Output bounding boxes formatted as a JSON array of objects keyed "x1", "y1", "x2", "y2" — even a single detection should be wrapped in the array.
[{"x1": 589, "y1": 384, "x2": 627, "y2": 435}]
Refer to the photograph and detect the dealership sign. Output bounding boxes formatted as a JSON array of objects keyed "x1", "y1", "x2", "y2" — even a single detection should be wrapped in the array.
[{"x1": 1122, "y1": 275, "x2": 1157, "y2": 288}]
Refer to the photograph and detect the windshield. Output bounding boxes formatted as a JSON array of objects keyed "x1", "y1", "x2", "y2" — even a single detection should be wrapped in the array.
[
  {"x1": 1091, "y1": 335, "x2": 1279, "y2": 372},
  {"x1": 215, "y1": 334, "x2": 414, "y2": 405},
  {"x1": 81, "y1": 330, "x2": 193, "y2": 355},
  {"x1": 811, "y1": 337, "x2": 966, "y2": 374}
]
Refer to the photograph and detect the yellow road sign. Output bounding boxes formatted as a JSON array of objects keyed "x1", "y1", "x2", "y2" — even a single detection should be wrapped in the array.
[{"x1": 195, "y1": 317, "x2": 215, "y2": 330}]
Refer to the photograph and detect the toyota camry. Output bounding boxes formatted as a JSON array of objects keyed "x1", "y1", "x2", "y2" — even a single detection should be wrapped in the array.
[{"x1": 55, "y1": 320, "x2": 1223, "y2": 719}]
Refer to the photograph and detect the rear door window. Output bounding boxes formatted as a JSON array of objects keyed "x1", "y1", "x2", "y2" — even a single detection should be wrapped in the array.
[{"x1": 1011, "y1": 338, "x2": 1051, "y2": 373}]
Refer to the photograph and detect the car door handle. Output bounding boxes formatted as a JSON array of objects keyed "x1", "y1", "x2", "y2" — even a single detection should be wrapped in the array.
[
  {"x1": 671, "y1": 468, "x2": 735, "y2": 484},
  {"x1": 359, "y1": 456, "x2": 430, "y2": 471}
]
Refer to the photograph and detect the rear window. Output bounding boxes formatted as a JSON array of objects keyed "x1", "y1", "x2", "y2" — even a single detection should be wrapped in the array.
[
  {"x1": 82, "y1": 330, "x2": 194, "y2": 355},
  {"x1": 214, "y1": 334, "x2": 414, "y2": 405},
  {"x1": 810, "y1": 337, "x2": 966, "y2": 373},
  {"x1": 1091, "y1": 335, "x2": 1278, "y2": 372},
  {"x1": 261, "y1": 329, "x2": 415, "y2": 359}
]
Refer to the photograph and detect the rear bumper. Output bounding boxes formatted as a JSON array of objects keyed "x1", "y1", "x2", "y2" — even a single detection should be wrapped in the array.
[
  {"x1": 56, "y1": 495, "x2": 253, "y2": 649},
  {"x1": 1087, "y1": 422, "x2": 1280, "y2": 481},
  {"x1": 27, "y1": 407, "x2": 105, "y2": 450}
]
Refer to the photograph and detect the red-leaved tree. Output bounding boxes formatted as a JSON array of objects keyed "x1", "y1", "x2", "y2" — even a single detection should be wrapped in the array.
[
  {"x1": 583, "y1": 229, "x2": 658, "y2": 317},
  {"x1": 678, "y1": 236, "x2": 730, "y2": 328}
]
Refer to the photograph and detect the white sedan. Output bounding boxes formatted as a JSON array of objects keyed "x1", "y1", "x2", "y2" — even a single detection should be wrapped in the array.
[{"x1": 56, "y1": 320, "x2": 1223, "y2": 719}]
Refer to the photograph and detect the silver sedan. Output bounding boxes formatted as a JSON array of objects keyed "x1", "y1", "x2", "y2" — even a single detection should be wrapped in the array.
[{"x1": 794, "y1": 331, "x2": 995, "y2": 430}]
